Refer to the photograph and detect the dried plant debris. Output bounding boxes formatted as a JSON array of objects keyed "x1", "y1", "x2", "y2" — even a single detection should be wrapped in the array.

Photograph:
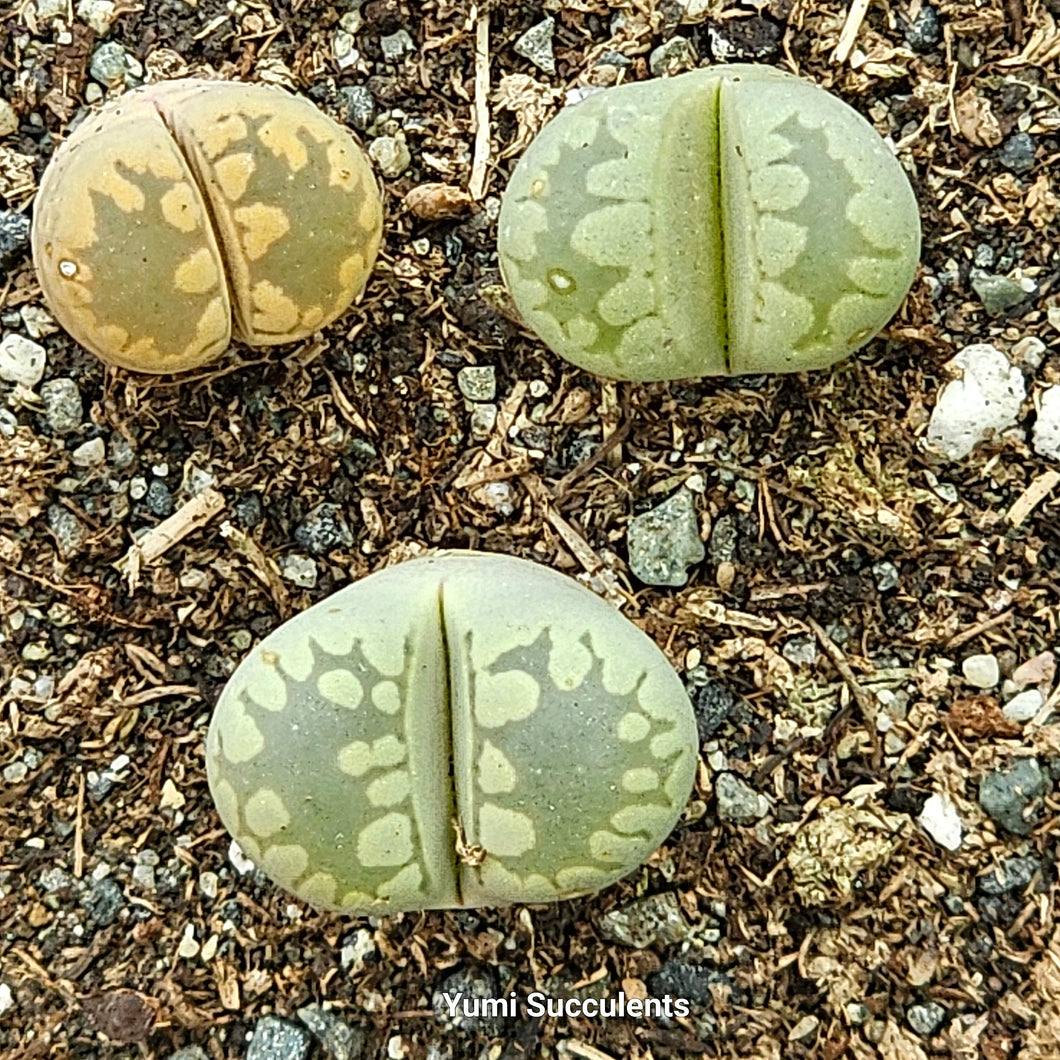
[{"x1": 3, "y1": 2, "x2": 1060, "y2": 1059}]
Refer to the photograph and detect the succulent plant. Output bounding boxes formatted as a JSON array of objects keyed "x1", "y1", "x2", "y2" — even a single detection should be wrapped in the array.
[
  {"x1": 206, "y1": 551, "x2": 698, "y2": 915},
  {"x1": 498, "y1": 64, "x2": 921, "y2": 381},
  {"x1": 32, "y1": 78, "x2": 382, "y2": 374}
]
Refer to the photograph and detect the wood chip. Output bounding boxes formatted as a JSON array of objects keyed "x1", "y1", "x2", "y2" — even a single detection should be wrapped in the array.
[
  {"x1": 468, "y1": 9, "x2": 491, "y2": 200},
  {"x1": 1007, "y1": 469, "x2": 1060, "y2": 527}
]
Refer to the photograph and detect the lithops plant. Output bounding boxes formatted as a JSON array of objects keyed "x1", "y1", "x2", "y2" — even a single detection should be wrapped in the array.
[
  {"x1": 498, "y1": 64, "x2": 921, "y2": 381},
  {"x1": 206, "y1": 551, "x2": 698, "y2": 915},
  {"x1": 32, "y1": 78, "x2": 382, "y2": 374}
]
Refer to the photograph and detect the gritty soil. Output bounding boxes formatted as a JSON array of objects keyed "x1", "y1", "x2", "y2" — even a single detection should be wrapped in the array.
[{"x1": 2, "y1": 1, "x2": 1060, "y2": 1059}]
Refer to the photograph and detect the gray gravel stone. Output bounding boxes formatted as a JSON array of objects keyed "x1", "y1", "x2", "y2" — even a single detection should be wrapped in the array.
[
  {"x1": 72, "y1": 437, "x2": 105, "y2": 467},
  {"x1": 233, "y1": 492, "x2": 264, "y2": 528},
  {"x1": 0, "y1": 333, "x2": 46, "y2": 387},
  {"x1": 971, "y1": 273, "x2": 1029, "y2": 315},
  {"x1": 650, "y1": 36, "x2": 696, "y2": 77},
  {"x1": 246, "y1": 1016, "x2": 312, "y2": 1060},
  {"x1": 627, "y1": 491, "x2": 704, "y2": 586},
  {"x1": 166, "y1": 1048, "x2": 209, "y2": 1060},
  {"x1": 598, "y1": 892, "x2": 690, "y2": 949},
  {"x1": 297, "y1": 1005, "x2": 365, "y2": 1060},
  {"x1": 905, "y1": 4, "x2": 941, "y2": 50},
  {"x1": 145, "y1": 479, "x2": 174, "y2": 518},
  {"x1": 998, "y1": 131, "x2": 1037, "y2": 173},
  {"x1": 368, "y1": 135, "x2": 411, "y2": 178},
  {"x1": 709, "y1": 512, "x2": 738, "y2": 564},
  {"x1": 456, "y1": 365, "x2": 496, "y2": 402},
  {"x1": 978, "y1": 855, "x2": 1041, "y2": 895},
  {"x1": 89, "y1": 41, "x2": 137, "y2": 87},
  {"x1": 0, "y1": 211, "x2": 31, "y2": 273},
  {"x1": 81, "y1": 877, "x2": 124, "y2": 926},
  {"x1": 872, "y1": 560, "x2": 899, "y2": 592},
  {"x1": 686, "y1": 669, "x2": 738, "y2": 739},
  {"x1": 978, "y1": 757, "x2": 1045, "y2": 835},
  {"x1": 907, "y1": 1001, "x2": 947, "y2": 1037},
  {"x1": 48, "y1": 504, "x2": 87, "y2": 557},
  {"x1": 432, "y1": 966, "x2": 503, "y2": 1034},
  {"x1": 340, "y1": 85, "x2": 375, "y2": 132},
  {"x1": 514, "y1": 17, "x2": 556, "y2": 75},
  {"x1": 280, "y1": 554, "x2": 318, "y2": 588},
  {"x1": 380, "y1": 28, "x2": 415, "y2": 60},
  {"x1": 295, "y1": 502, "x2": 354, "y2": 554},
  {"x1": 715, "y1": 773, "x2": 767, "y2": 823},
  {"x1": 41, "y1": 377, "x2": 83, "y2": 433}
]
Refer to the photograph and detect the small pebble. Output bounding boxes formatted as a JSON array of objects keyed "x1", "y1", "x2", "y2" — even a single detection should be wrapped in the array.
[
  {"x1": 0, "y1": 332, "x2": 45, "y2": 387},
  {"x1": 144, "y1": 479, "x2": 174, "y2": 518},
  {"x1": 1011, "y1": 651, "x2": 1055, "y2": 688},
  {"x1": 280, "y1": 553, "x2": 318, "y2": 589},
  {"x1": 971, "y1": 273, "x2": 1029, "y2": 315},
  {"x1": 341, "y1": 927, "x2": 377, "y2": 971},
  {"x1": 0, "y1": 212, "x2": 31, "y2": 285},
  {"x1": 650, "y1": 36, "x2": 697, "y2": 77},
  {"x1": 514, "y1": 17, "x2": 556, "y2": 75},
  {"x1": 978, "y1": 757, "x2": 1045, "y2": 836},
  {"x1": 41, "y1": 378, "x2": 84, "y2": 434},
  {"x1": 297, "y1": 1005, "x2": 365, "y2": 1060},
  {"x1": 72, "y1": 438, "x2": 106, "y2": 467},
  {"x1": 380, "y1": 28, "x2": 415, "y2": 61},
  {"x1": 457, "y1": 365, "x2": 496, "y2": 402},
  {"x1": 917, "y1": 792, "x2": 963, "y2": 851},
  {"x1": 905, "y1": 4, "x2": 941, "y2": 50},
  {"x1": 978, "y1": 855, "x2": 1041, "y2": 896},
  {"x1": 89, "y1": 41, "x2": 139, "y2": 87},
  {"x1": 369, "y1": 135, "x2": 411, "y2": 178},
  {"x1": 1032, "y1": 385, "x2": 1060, "y2": 460},
  {"x1": 1002, "y1": 688, "x2": 1043, "y2": 722},
  {"x1": 788, "y1": 1015, "x2": 819, "y2": 1043},
  {"x1": 962, "y1": 653, "x2": 999, "y2": 689},
  {"x1": 48, "y1": 504, "x2": 87, "y2": 558},
  {"x1": 997, "y1": 131, "x2": 1037, "y2": 173},
  {"x1": 598, "y1": 892, "x2": 690, "y2": 949},
  {"x1": 626, "y1": 491, "x2": 705, "y2": 587},
  {"x1": 925, "y1": 343, "x2": 1025, "y2": 461},
  {"x1": 295, "y1": 502, "x2": 354, "y2": 555},
  {"x1": 432, "y1": 967, "x2": 504, "y2": 1034},
  {"x1": 340, "y1": 85, "x2": 375, "y2": 131},
  {"x1": 715, "y1": 773, "x2": 768, "y2": 823},
  {"x1": 907, "y1": 1001, "x2": 947, "y2": 1037},
  {"x1": 246, "y1": 1016, "x2": 312, "y2": 1060},
  {"x1": 3, "y1": 760, "x2": 27, "y2": 783},
  {"x1": 782, "y1": 637, "x2": 818, "y2": 667},
  {"x1": 198, "y1": 871, "x2": 219, "y2": 899},
  {"x1": 229, "y1": 839, "x2": 256, "y2": 874},
  {"x1": 76, "y1": 0, "x2": 118, "y2": 34},
  {"x1": 872, "y1": 560, "x2": 899, "y2": 592}
]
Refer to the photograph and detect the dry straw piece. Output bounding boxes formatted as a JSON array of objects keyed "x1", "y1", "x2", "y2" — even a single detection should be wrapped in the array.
[
  {"x1": 32, "y1": 78, "x2": 383, "y2": 374},
  {"x1": 206, "y1": 551, "x2": 698, "y2": 915}
]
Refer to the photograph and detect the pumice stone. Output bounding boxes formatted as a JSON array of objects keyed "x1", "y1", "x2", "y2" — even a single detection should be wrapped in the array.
[
  {"x1": 497, "y1": 64, "x2": 921, "y2": 381},
  {"x1": 32, "y1": 78, "x2": 383, "y2": 374},
  {"x1": 206, "y1": 551, "x2": 698, "y2": 915}
]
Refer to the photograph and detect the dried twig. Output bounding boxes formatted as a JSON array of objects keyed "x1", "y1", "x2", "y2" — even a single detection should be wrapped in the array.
[
  {"x1": 468, "y1": 8, "x2": 491, "y2": 199},
  {"x1": 833, "y1": 0, "x2": 872, "y2": 63}
]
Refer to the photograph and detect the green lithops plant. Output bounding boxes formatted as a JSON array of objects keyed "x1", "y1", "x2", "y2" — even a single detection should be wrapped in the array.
[
  {"x1": 32, "y1": 78, "x2": 382, "y2": 374},
  {"x1": 206, "y1": 551, "x2": 698, "y2": 915},
  {"x1": 498, "y1": 64, "x2": 921, "y2": 381}
]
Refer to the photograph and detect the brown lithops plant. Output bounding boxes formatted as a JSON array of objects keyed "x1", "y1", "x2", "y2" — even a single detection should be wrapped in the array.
[{"x1": 32, "y1": 79, "x2": 383, "y2": 374}]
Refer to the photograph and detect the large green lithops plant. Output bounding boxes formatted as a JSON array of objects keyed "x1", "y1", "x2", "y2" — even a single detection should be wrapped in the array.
[
  {"x1": 206, "y1": 551, "x2": 698, "y2": 915},
  {"x1": 32, "y1": 78, "x2": 382, "y2": 374},
  {"x1": 498, "y1": 64, "x2": 921, "y2": 381}
]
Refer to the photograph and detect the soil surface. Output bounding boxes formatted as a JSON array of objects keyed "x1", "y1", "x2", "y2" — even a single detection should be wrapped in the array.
[{"x1": 2, "y1": 1, "x2": 1060, "y2": 1059}]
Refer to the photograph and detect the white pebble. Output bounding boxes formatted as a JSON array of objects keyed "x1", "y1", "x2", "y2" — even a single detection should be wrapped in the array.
[
  {"x1": 1032, "y1": 385, "x2": 1060, "y2": 460},
  {"x1": 0, "y1": 333, "x2": 46, "y2": 388},
  {"x1": 1002, "y1": 689, "x2": 1043, "y2": 723},
  {"x1": 0, "y1": 983, "x2": 12, "y2": 1015},
  {"x1": 71, "y1": 438, "x2": 106, "y2": 467},
  {"x1": 918, "y1": 792, "x2": 963, "y2": 851},
  {"x1": 177, "y1": 923, "x2": 200, "y2": 959},
  {"x1": 924, "y1": 343, "x2": 1025, "y2": 461},
  {"x1": 962, "y1": 653, "x2": 999, "y2": 689},
  {"x1": 228, "y1": 839, "x2": 256, "y2": 874}
]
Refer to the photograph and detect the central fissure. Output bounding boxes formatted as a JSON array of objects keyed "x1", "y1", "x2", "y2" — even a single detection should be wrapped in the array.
[
  {"x1": 711, "y1": 80, "x2": 732, "y2": 375},
  {"x1": 437, "y1": 581, "x2": 466, "y2": 906}
]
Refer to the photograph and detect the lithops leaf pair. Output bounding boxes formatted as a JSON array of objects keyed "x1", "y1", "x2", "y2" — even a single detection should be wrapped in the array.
[
  {"x1": 206, "y1": 551, "x2": 698, "y2": 915},
  {"x1": 32, "y1": 78, "x2": 383, "y2": 374},
  {"x1": 498, "y1": 64, "x2": 921, "y2": 381}
]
